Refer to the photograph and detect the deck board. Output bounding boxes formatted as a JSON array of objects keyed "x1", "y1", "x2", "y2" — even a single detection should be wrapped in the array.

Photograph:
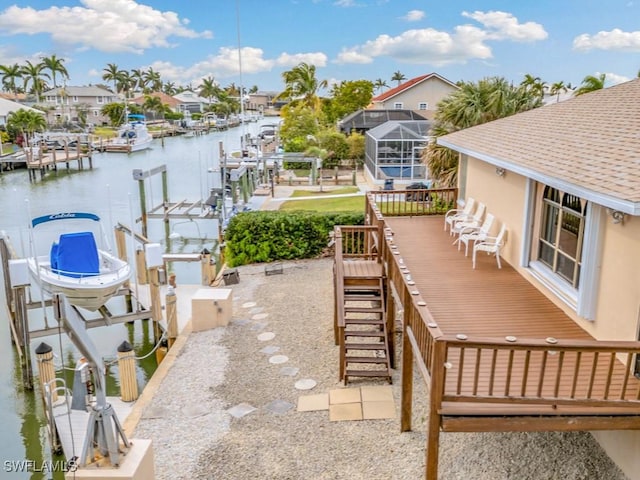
[{"x1": 385, "y1": 216, "x2": 591, "y2": 340}]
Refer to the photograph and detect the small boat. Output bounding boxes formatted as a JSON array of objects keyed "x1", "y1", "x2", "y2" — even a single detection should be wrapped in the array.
[
  {"x1": 104, "y1": 113, "x2": 153, "y2": 153},
  {"x1": 27, "y1": 212, "x2": 132, "y2": 311}
]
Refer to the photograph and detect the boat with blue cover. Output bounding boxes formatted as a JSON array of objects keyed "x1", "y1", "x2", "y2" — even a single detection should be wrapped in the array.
[{"x1": 27, "y1": 212, "x2": 131, "y2": 311}]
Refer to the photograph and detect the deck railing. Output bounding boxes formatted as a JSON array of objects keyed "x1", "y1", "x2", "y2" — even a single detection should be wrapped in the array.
[{"x1": 366, "y1": 188, "x2": 458, "y2": 219}]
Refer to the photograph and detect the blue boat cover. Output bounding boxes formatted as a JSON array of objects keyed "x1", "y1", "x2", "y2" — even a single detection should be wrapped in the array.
[{"x1": 51, "y1": 231, "x2": 99, "y2": 278}]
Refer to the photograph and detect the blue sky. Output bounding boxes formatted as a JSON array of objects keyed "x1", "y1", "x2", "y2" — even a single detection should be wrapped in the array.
[{"x1": 0, "y1": 0, "x2": 638, "y2": 93}]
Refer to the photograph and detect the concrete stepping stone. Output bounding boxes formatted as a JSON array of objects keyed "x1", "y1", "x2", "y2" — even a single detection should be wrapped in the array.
[
  {"x1": 279, "y1": 366, "x2": 299, "y2": 377},
  {"x1": 257, "y1": 332, "x2": 276, "y2": 341},
  {"x1": 249, "y1": 307, "x2": 264, "y2": 314},
  {"x1": 242, "y1": 301, "x2": 257, "y2": 308},
  {"x1": 295, "y1": 378, "x2": 317, "y2": 391},
  {"x1": 269, "y1": 354, "x2": 289, "y2": 364},
  {"x1": 252, "y1": 313, "x2": 269, "y2": 321},
  {"x1": 227, "y1": 403, "x2": 257, "y2": 418},
  {"x1": 260, "y1": 345, "x2": 280, "y2": 354},
  {"x1": 264, "y1": 399, "x2": 295, "y2": 415},
  {"x1": 250, "y1": 322, "x2": 268, "y2": 331}
]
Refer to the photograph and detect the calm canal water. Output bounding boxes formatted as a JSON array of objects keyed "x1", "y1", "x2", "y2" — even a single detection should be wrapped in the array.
[{"x1": 0, "y1": 119, "x2": 272, "y2": 479}]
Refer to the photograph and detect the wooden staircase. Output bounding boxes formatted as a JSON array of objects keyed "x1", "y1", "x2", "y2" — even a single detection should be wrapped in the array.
[{"x1": 340, "y1": 274, "x2": 392, "y2": 384}]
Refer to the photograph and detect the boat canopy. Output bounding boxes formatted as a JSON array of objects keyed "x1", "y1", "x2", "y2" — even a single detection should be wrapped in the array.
[
  {"x1": 51, "y1": 231, "x2": 99, "y2": 278},
  {"x1": 128, "y1": 114, "x2": 146, "y2": 120},
  {"x1": 32, "y1": 212, "x2": 100, "y2": 228}
]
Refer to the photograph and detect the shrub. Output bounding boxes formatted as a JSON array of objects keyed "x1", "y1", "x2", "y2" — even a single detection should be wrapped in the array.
[{"x1": 224, "y1": 210, "x2": 364, "y2": 267}]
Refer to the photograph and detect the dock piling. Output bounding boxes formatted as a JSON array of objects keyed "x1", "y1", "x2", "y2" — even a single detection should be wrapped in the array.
[{"x1": 117, "y1": 341, "x2": 139, "y2": 402}]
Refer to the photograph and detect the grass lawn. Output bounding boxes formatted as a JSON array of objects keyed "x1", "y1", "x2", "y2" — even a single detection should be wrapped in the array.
[
  {"x1": 279, "y1": 195, "x2": 365, "y2": 212},
  {"x1": 290, "y1": 186, "x2": 360, "y2": 198}
]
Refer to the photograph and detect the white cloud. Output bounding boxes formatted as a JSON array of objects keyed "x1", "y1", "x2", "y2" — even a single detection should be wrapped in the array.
[
  {"x1": 604, "y1": 72, "x2": 631, "y2": 85},
  {"x1": 0, "y1": 0, "x2": 211, "y2": 54},
  {"x1": 402, "y1": 10, "x2": 425, "y2": 22},
  {"x1": 335, "y1": 10, "x2": 546, "y2": 66},
  {"x1": 276, "y1": 52, "x2": 328, "y2": 67},
  {"x1": 462, "y1": 10, "x2": 547, "y2": 42},
  {"x1": 573, "y1": 29, "x2": 640, "y2": 52}
]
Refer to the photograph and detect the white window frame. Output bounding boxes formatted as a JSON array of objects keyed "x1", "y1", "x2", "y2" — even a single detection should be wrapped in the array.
[
  {"x1": 522, "y1": 179, "x2": 602, "y2": 320},
  {"x1": 393, "y1": 102, "x2": 403, "y2": 109},
  {"x1": 96, "y1": 96, "x2": 103, "y2": 104},
  {"x1": 73, "y1": 96, "x2": 78, "y2": 102},
  {"x1": 418, "y1": 102, "x2": 428, "y2": 110}
]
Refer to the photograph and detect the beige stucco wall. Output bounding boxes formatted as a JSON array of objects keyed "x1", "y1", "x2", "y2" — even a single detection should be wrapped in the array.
[
  {"x1": 464, "y1": 156, "x2": 640, "y2": 480},
  {"x1": 377, "y1": 78, "x2": 457, "y2": 116},
  {"x1": 463, "y1": 157, "x2": 527, "y2": 268}
]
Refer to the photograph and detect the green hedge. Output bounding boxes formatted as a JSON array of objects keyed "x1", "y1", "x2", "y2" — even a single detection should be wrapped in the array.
[{"x1": 224, "y1": 210, "x2": 364, "y2": 266}]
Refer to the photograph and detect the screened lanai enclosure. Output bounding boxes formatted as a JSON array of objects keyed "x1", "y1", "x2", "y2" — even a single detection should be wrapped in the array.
[{"x1": 364, "y1": 120, "x2": 433, "y2": 185}]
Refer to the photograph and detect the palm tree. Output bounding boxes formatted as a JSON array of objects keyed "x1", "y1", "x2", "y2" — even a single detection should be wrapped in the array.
[
  {"x1": 574, "y1": 73, "x2": 606, "y2": 96},
  {"x1": 391, "y1": 71, "x2": 406, "y2": 86},
  {"x1": 117, "y1": 71, "x2": 135, "y2": 99},
  {"x1": 426, "y1": 76, "x2": 543, "y2": 186},
  {"x1": 0, "y1": 63, "x2": 23, "y2": 95},
  {"x1": 144, "y1": 67, "x2": 162, "y2": 92},
  {"x1": 249, "y1": 85, "x2": 259, "y2": 94},
  {"x1": 102, "y1": 63, "x2": 123, "y2": 95},
  {"x1": 198, "y1": 76, "x2": 220, "y2": 106},
  {"x1": 131, "y1": 68, "x2": 148, "y2": 93},
  {"x1": 142, "y1": 95, "x2": 165, "y2": 121},
  {"x1": 41, "y1": 55, "x2": 68, "y2": 91},
  {"x1": 520, "y1": 74, "x2": 546, "y2": 100},
  {"x1": 373, "y1": 78, "x2": 388, "y2": 93},
  {"x1": 21, "y1": 61, "x2": 50, "y2": 103},
  {"x1": 276, "y1": 62, "x2": 327, "y2": 111},
  {"x1": 7, "y1": 109, "x2": 46, "y2": 146},
  {"x1": 549, "y1": 81, "x2": 568, "y2": 103},
  {"x1": 162, "y1": 81, "x2": 177, "y2": 96}
]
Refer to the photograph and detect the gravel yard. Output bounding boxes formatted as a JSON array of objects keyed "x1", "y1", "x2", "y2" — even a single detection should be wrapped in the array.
[{"x1": 133, "y1": 258, "x2": 628, "y2": 480}]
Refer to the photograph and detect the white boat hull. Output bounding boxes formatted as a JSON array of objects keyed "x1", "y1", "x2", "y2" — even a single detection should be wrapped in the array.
[{"x1": 28, "y1": 251, "x2": 131, "y2": 311}]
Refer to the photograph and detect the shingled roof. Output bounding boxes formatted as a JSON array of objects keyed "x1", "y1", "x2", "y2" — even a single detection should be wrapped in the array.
[
  {"x1": 438, "y1": 78, "x2": 640, "y2": 214},
  {"x1": 372, "y1": 73, "x2": 458, "y2": 103}
]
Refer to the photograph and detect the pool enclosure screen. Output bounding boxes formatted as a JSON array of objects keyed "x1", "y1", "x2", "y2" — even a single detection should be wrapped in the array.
[{"x1": 364, "y1": 121, "x2": 431, "y2": 182}]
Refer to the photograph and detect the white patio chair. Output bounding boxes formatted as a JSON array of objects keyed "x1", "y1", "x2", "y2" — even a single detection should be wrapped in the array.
[
  {"x1": 451, "y1": 202, "x2": 486, "y2": 238},
  {"x1": 457, "y1": 213, "x2": 495, "y2": 255},
  {"x1": 472, "y1": 223, "x2": 508, "y2": 269},
  {"x1": 444, "y1": 197, "x2": 475, "y2": 233}
]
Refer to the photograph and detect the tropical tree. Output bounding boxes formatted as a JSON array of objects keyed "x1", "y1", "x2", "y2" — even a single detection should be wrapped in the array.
[
  {"x1": 520, "y1": 74, "x2": 546, "y2": 100},
  {"x1": 425, "y1": 76, "x2": 543, "y2": 186},
  {"x1": 373, "y1": 78, "x2": 388, "y2": 93},
  {"x1": 41, "y1": 54, "x2": 69, "y2": 91},
  {"x1": 0, "y1": 63, "x2": 23, "y2": 95},
  {"x1": 574, "y1": 73, "x2": 606, "y2": 96},
  {"x1": 249, "y1": 85, "x2": 259, "y2": 94},
  {"x1": 163, "y1": 81, "x2": 177, "y2": 96},
  {"x1": 198, "y1": 76, "x2": 220, "y2": 105},
  {"x1": 6, "y1": 109, "x2": 46, "y2": 145},
  {"x1": 549, "y1": 81, "x2": 568, "y2": 103},
  {"x1": 391, "y1": 71, "x2": 406, "y2": 86},
  {"x1": 131, "y1": 68, "x2": 148, "y2": 93},
  {"x1": 142, "y1": 95, "x2": 165, "y2": 121},
  {"x1": 276, "y1": 62, "x2": 328, "y2": 111},
  {"x1": 144, "y1": 67, "x2": 162, "y2": 92},
  {"x1": 21, "y1": 60, "x2": 50, "y2": 102},
  {"x1": 324, "y1": 79, "x2": 374, "y2": 124},
  {"x1": 117, "y1": 71, "x2": 135, "y2": 99},
  {"x1": 102, "y1": 63, "x2": 123, "y2": 94}
]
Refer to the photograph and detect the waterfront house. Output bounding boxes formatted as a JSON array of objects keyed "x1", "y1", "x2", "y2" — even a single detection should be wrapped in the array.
[
  {"x1": 0, "y1": 97, "x2": 44, "y2": 127},
  {"x1": 435, "y1": 77, "x2": 640, "y2": 479},
  {"x1": 370, "y1": 73, "x2": 459, "y2": 119},
  {"x1": 130, "y1": 92, "x2": 182, "y2": 120},
  {"x1": 41, "y1": 85, "x2": 117, "y2": 126},
  {"x1": 172, "y1": 90, "x2": 212, "y2": 115}
]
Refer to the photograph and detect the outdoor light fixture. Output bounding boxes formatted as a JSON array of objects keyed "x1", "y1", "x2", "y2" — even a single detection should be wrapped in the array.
[
  {"x1": 495, "y1": 167, "x2": 506, "y2": 177},
  {"x1": 606, "y1": 209, "x2": 626, "y2": 225}
]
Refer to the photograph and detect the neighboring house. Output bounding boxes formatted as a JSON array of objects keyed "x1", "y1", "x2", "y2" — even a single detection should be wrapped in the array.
[
  {"x1": 370, "y1": 73, "x2": 458, "y2": 119},
  {"x1": 130, "y1": 92, "x2": 181, "y2": 120},
  {"x1": 437, "y1": 78, "x2": 640, "y2": 479},
  {"x1": 172, "y1": 90, "x2": 211, "y2": 114},
  {"x1": 42, "y1": 86, "x2": 117, "y2": 126},
  {"x1": 364, "y1": 120, "x2": 433, "y2": 185},
  {"x1": 338, "y1": 109, "x2": 427, "y2": 135},
  {"x1": 0, "y1": 97, "x2": 44, "y2": 127},
  {"x1": 247, "y1": 91, "x2": 280, "y2": 113}
]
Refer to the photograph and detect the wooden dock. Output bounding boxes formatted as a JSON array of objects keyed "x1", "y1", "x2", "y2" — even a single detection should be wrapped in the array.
[{"x1": 25, "y1": 147, "x2": 93, "y2": 181}]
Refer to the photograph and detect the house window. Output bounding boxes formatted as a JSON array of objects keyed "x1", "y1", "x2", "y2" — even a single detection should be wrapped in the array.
[
  {"x1": 73, "y1": 96, "x2": 78, "y2": 102},
  {"x1": 418, "y1": 102, "x2": 428, "y2": 110},
  {"x1": 538, "y1": 186, "x2": 586, "y2": 288},
  {"x1": 96, "y1": 97, "x2": 103, "y2": 104},
  {"x1": 393, "y1": 102, "x2": 403, "y2": 109}
]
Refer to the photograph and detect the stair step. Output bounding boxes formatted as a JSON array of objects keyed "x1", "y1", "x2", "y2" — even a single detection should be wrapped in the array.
[
  {"x1": 344, "y1": 284, "x2": 381, "y2": 292},
  {"x1": 345, "y1": 369, "x2": 391, "y2": 378},
  {"x1": 345, "y1": 343, "x2": 386, "y2": 350},
  {"x1": 345, "y1": 320, "x2": 383, "y2": 327},
  {"x1": 344, "y1": 331, "x2": 385, "y2": 338},
  {"x1": 345, "y1": 306, "x2": 384, "y2": 313},
  {"x1": 344, "y1": 296, "x2": 382, "y2": 303},
  {"x1": 345, "y1": 356, "x2": 388, "y2": 364}
]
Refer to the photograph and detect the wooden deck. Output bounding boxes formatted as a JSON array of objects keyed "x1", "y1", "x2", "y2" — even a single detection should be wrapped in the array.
[
  {"x1": 335, "y1": 192, "x2": 640, "y2": 478},
  {"x1": 384, "y1": 215, "x2": 591, "y2": 340}
]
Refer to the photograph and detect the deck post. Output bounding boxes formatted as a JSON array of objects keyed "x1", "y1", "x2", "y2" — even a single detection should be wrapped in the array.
[
  {"x1": 400, "y1": 316, "x2": 413, "y2": 432},
  {"x1": 386, "y1": 286, "x2": 396, "y2": 369},
  {"x1": 136, "y1": 247, "x2": 148, "y2": 284},
  {"x1": 15, "y1": 287, "x2": 34, "y2": 390},
  {"x1": 117, "y1": 341, "x2": 139, "y2": 401},
  {"x1": 35, "y1": 342, "x2": 57, "y2": 402},
  {"x1": 166, "y1": 287, "x2": 178, "y2": 348},
  {"x1": 425, "y1": 340, "x2": 446, "y2": 480}
]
